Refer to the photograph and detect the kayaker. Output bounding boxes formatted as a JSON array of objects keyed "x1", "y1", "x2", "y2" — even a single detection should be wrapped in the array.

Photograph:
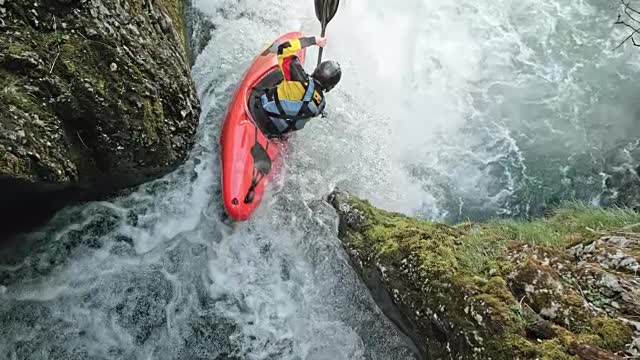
[{"x1": 259, "y1": 36, "x2": 342, "y2": 136}]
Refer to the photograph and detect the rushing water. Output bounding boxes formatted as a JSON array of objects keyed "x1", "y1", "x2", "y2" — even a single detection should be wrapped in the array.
[
  {"x1": 1, "y1": 0, "x2": 639, "y2": 359},
  {"x1": 319, "y1": 0, "x2": 640, "y2": 221}
]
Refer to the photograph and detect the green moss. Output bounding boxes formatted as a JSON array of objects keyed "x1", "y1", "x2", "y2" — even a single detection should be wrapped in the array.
[
  {"x1": 537, "y1": 339, "x2": 577, "y2": 360},
  {"x1": 0, "y1": 71, "x2": 28, "y2": 109},
  {"x1": 370, "y1": 220, "x2": 459, "y2": 273},
  {"x1": 344, "y1": 232, "x2": 365, "y2": 250},
  {"x1": 495, "y1": 334, "x2": 576, "y2": 360},
  {"x1": 7, "y1": 42, "x2": 32, "y2": 55},
  {"x1": 483, "y1": 277, "x2": 514, "y2": 304},
  {"x1": 142, "y1": 98, "x2": 164, "y2": 144},
  {"x1": 475, "y1": 293, "x2": 520, "y2": 332},
  {"x1": 590, "y1": 317, "x2": 634, "y2": 351},
  {"x1": 497, "y1": 332, "x2": 583, "y2": 360},
  {"x1": 499, "y1": 327, "x2": 613, "y2": 360},
  {"x1": 476, "y1": 277, "x2": 523, "y2": 333},
  {"x1": 377, "y1": 239, "x2": 400, "y2": 261},
  {"x1": 60, "y1": 35, "x2": 118, "y2": 82},
  {"x1": 159, "y1": 0, "x2": 189, "y2": 51},
  {"x1": 344, "y1": 197, "x2": 462, "y2": 272},
  {"x1": 495, "y1": 334, "x2": 534, "y2": 358},
  {"x1": 0, "y1": 70, "x2": 49, "y2": 120}
]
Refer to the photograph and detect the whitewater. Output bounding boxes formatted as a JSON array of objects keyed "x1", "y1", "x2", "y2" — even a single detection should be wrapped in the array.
[{"x1": 1, "y1": 0, "x2": 639, "y2": 359}]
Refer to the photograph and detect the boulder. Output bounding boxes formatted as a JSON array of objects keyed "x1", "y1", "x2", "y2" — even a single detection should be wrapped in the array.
[
  {"x1": 0, "y1": 0, "x2": 199, "y2": 183},
  {"x1": 329, "y1": 189, "x2": 639, "y2": 359}
]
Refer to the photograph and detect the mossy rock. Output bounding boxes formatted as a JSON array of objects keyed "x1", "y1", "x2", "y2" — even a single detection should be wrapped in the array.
[
  {"x1": 0, "y1": 0, "x2": 199, "y2": 183},
  {"x1": 330, "y1": 190, "x2": 640, "y2": 359},
  {"x1": 590, "y1": 317, "x2": 634, "y2": 351}
]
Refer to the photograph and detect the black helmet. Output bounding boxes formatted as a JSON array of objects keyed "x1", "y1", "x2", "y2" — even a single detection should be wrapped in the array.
[{"x1": 312, "y1": 60, "x2": 341, "y2": 92}]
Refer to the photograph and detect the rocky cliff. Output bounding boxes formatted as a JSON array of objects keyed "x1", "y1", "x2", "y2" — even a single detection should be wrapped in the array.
[
  {"x1": 330, "y1": 190, "x2": 640, "y2": 359},
  {"x1": 0, "y1": 0, "x2": 199, "y2": 183}
]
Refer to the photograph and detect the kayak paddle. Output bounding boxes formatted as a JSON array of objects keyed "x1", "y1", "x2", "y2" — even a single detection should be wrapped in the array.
[{"x1": 315, "y1": 0, "x2": 340, "y2": 66}]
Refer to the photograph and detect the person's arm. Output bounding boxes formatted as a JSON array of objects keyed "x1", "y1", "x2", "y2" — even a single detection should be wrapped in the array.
[{"x1": 277, "y1": 37, "x2": 325, "y2": 80}]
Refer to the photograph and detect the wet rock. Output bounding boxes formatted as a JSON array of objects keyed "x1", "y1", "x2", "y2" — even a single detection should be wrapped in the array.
[
  {"x1": 329, "y1": 189, "x2": 640, "y2": 359},
  {"x1": 601, "y1": 143, "x2": 640, "y2": 210},
  {"x1": 184, "y1": 0, "x2": 215, "y2": 64},
  {"x1": 328, "y1": 189, "x2": 366, "y2": 233},
  {"x1": 0, "y1": 0, "x2": 200, "y2": 185}
]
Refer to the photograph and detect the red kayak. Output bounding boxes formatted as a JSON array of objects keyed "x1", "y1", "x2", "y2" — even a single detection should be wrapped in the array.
[{"x1": 220, "y1": 32, "x2": 307, "y2": 221}]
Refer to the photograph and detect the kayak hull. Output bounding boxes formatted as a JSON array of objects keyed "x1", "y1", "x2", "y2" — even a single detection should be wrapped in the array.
[{"x1": 220, "y1": 32, "x2": 306, "y2": 221}]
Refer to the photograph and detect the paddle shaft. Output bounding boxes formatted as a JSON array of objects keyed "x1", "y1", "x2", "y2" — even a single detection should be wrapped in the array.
[{"x1": 317, "y1": 25, "x2": 327, "y2": 67}]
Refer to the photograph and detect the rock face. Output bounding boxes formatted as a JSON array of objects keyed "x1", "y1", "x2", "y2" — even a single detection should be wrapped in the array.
[
  {"x1": 329, "y1": 190, "x2": 640, "y2": 359},
  {"x1": 184, "y1": 0, "x2": 214, "y2": 65},
  {"x1": 0, "y1": 0, "x2": 199, "y2": 183},
  {"x1": 601, "y1": 140, "x2": 640, "y2": 211},
  {"x1": 603, "y1": 166, "x2": 640, "y2": 211}
]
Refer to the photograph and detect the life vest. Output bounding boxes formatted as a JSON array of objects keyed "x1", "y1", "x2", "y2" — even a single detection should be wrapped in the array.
[{"x1": 260, "y1": 76, "x2": 325, "y2": 134}]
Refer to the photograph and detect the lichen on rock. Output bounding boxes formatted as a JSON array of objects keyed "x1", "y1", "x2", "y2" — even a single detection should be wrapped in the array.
[
  {"x1": 0, "y1": 0, "x2": 200, "y2": 183},
  {"x1": 329, "y1": 189, "x2": 640, "y2": 359}
]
